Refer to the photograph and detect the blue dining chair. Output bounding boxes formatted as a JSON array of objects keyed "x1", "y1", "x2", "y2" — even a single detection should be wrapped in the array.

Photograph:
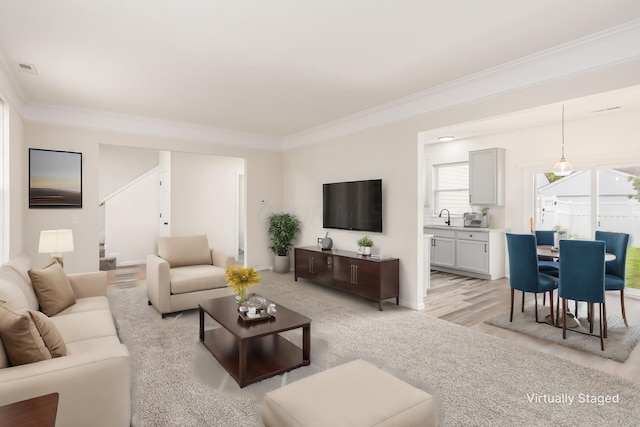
[
  {"x1": 558, "y1": 239, "x2": 606, "y2": 350},
  {"x1": 535, "y1": 230, "x2": 559, "y2": 278},
  {"x1": 595, "y1": 230, "x2": 630, "y2": 327},
  {"x1": 506, "y1": 233, "x2": 558, "y2": 325}
]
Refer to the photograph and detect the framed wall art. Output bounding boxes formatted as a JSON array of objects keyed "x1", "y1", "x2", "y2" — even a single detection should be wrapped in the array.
[{"x1": 29, "y1": 148, "x2": 83, "y2": 208}]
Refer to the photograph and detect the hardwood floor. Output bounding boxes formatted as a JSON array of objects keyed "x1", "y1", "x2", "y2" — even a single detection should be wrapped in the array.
[{"x1": 424, "y1": 271, "x2": 640, "y2": 385}]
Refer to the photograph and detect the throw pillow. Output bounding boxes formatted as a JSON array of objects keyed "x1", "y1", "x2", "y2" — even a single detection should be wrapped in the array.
[
  {"x1": 0, "y1": 301, "x2": 52, "y2": 366},
  {"x1": 28, "y1": 262, "x2": 76, "y2": 316},
  {"x1": 29, "y1": 310, "x2": 67, "y2": 358}
]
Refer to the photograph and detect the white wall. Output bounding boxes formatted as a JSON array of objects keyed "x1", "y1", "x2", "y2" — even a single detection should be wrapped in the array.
[
  {"x1": 170, "y1": 151, "x2": 244, "y2": 259},
  {"x1": 98, "y1": 144, "x2": 159, "y2": 200},
  {"x1": 283, "y1": 60, "x2": 640, "y2": 310},
  {"x1": 22, "y1": 122, "x2": 283, "y2": 273},
  {"x1": 285, "y1": 123, "x2": 422, "y2": 308},
  {"x1": 104, "y1": 168, "x2": 159, "y2": 265},
  {"x1": 2, "y1": 100, "x2": 25, "y2": 261}
]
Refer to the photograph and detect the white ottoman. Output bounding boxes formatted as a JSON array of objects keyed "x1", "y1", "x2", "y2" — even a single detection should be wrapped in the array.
[{"x1": 262, "y1": 359, "x2": 438, "y2": 427}]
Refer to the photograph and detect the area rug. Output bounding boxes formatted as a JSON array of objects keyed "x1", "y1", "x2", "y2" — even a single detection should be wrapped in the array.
[
  {"x1": 485, "y1": 307, "x2": 640, "y2": 362},
  {"x1": 108, "y1": 271, "x2": 640, "y2": 426}
]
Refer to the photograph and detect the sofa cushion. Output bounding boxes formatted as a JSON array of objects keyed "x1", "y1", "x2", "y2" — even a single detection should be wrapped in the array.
[
  {"x1": 28, "y1": 262, "x2": 76, "y2": 316},
  {"x1": 49, "y1": 309, "x2": 117, "y2": 344},
  {"x1": 4, "y1": 254, "x2": 33, "y2": 289},
  {"x1": 0, "y1": 275, "x2": 30, "y2": 309},
  {"x1": 56, "y1": 296, "x2": 110, "y2": 316},
  {"x1": 0, "y1": 301, "x2": 68, "y2": 366},
  {"x1": 0, "y1": 265, "x2": 38, "y2": 310},
  {"x1": 158, "y1": 235, "x2": 212, "y2": 268},
  {"x1": 169, "y1": 265, "x2": 227, "y2": 294}
]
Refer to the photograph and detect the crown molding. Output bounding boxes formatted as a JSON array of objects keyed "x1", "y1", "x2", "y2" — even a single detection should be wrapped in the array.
[
  {"x1": 282, "y1": 19, "x2": 640, "y2": 150},
  {"x1": 22, "y1": 103, "x2": 283, "y2": 150}
]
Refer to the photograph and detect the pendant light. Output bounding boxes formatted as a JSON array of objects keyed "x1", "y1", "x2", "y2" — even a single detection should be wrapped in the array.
[{"x1": 552, "y1": 104, "x2": 573, "y2": 176}]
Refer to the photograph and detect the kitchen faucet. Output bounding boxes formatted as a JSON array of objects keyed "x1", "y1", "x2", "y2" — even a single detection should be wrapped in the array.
[{"x1": 438, "y1": 208, "x2": 451, "y2": 226}]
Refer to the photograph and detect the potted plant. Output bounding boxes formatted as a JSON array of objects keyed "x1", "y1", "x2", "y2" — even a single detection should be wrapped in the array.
[
  {"x1": 267, "y1": 212, "x2": 301, "y2": 273},
  {"x1": 357, "y1": 235, "x2": 374, "y2": 256}
]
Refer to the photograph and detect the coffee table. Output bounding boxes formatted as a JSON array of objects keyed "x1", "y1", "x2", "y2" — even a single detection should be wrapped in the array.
[{"x1": 199, "y1": 295, "x2": 311, "y2": 387}]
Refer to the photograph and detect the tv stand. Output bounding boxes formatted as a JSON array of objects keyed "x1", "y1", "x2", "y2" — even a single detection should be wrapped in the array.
[{"x1": 294, "y1": 247, "x2": 399, "y2": 310}]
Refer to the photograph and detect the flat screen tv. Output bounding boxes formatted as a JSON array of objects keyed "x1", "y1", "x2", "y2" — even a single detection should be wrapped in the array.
[{"x1": 323, "y1": 179, "x2": 383, "y2": 232}]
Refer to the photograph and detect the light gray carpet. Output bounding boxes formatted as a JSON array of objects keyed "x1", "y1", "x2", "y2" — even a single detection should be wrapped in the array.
[
  {"x1": 108, "y1": 272, "x2": 640, "y2": 426},
  {"x1": 486, "y1": 306, "x2": 640, "y2": 362}
]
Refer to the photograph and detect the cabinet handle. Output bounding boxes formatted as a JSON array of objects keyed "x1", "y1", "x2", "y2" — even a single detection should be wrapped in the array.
[
  {"x1": 484, "y1": 244, "x2": 487, "y2": 253},
  {"x1": 355, "y1": 265, "x2": 358, "y2": 284}
]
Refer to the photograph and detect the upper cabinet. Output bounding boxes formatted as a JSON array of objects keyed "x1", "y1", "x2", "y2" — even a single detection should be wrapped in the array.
[{"x1": 469, "y1": 148, "x2": 505, "y2": 206}]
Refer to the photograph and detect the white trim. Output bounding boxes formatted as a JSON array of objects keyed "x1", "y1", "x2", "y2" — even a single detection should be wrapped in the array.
[
  {"x1": 282, "y1": 19, "x2": 640, "y2": 149},
  {"x1": 22, "y1": 103, "x2": 283, "y2": 151}
]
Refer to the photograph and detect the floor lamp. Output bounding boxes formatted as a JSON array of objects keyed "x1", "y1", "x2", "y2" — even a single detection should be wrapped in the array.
[{"x1": 38, "y1": 229, "x2": 74, "y2": 268}]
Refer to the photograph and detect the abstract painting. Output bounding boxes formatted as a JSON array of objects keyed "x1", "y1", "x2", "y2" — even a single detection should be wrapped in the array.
[{"x1": 29, "y1": 148, "x2": 82, "y2": 208}]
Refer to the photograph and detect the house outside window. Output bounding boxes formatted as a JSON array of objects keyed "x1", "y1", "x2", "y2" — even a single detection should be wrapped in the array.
[{"x1": 433, "y1": 162, "x2": 471, "y2": 216}]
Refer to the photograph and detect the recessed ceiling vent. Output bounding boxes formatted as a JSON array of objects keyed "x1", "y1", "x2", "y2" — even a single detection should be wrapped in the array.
[{"x1": 17, "y1": 62, "x2": 38, "y2": 76}]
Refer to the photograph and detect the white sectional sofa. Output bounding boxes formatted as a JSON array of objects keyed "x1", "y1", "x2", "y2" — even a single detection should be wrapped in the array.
[{"x1": 0, "y1": 254, "x2": 130, "y2": 427}]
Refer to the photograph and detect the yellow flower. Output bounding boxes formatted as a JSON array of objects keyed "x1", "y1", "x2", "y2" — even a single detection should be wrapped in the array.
[{"x1": 226, "y1": 266, "x2": 260, "y2": 302}]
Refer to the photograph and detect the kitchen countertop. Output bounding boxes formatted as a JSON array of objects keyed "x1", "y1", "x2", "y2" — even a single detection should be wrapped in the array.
[{"x1": 424, "y1": 225, "x2": 491, "y2": 231}]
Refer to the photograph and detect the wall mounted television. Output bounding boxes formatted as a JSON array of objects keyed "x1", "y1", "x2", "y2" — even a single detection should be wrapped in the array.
[{"x1": 323, "y1": 179, "x2": 383, "y2": 232}]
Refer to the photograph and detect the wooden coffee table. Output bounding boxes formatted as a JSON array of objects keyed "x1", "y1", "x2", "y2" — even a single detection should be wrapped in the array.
[{"x1": 199, "y1": 295, "x2": 311, "y2": 387}]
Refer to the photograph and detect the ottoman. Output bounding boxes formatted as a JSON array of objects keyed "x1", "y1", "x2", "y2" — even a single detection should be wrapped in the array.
[{"x1": 262, "y1": 359, "x2": 438, "y2": 427}]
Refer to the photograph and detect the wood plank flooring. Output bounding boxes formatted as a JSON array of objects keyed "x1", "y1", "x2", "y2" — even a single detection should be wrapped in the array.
[{"x1": 424, "y1": 271, "x2": 640, "y2": 385}]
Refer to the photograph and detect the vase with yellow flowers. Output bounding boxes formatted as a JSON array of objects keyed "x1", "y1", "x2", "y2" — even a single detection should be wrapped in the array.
[{"x1": 226, "y1": 266, "x2": 261, "y2": 303}]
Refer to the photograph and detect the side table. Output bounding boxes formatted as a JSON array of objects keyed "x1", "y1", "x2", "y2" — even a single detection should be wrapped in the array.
[{"x1": 0, "y1": 393, "x2": 59, "y2": 427}]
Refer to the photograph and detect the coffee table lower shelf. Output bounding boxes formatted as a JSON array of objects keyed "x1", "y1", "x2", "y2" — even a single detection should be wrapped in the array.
[{"x1": 200, "y1": 327, "x2": 309, "y2": 387}]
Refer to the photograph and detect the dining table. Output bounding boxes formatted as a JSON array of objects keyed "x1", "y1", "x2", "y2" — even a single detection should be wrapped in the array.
[{"x1": 537, "y1": 245, "x2": 616, "y2": 262}]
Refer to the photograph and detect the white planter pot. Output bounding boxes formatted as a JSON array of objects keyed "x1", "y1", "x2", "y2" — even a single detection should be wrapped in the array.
[
  {"x1": 360, "y1": 246, "x2": 371, "y2": 256},
  {"x1": 273, "y1": 254, "x2": 290, "y2": 273}
]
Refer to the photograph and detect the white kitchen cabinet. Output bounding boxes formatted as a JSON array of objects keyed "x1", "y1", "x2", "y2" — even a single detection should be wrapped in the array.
[
  {"x1": 424, "y1": 227, "x2": 504, "y2": 280},
  {"x1": 425, "y1": 228, "x2": 455, "y2": 269},
  {"x1": 455, "y1": 230, "x2": 489, "y2": 274},
  {"x1": 469, "y1": 148, "x2": 505, "y2": 206}
]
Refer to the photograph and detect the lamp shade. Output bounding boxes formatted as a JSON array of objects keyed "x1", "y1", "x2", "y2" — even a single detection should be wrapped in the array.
[{"x1": 38, "y1": 229, "x2": 74, "y2": 254}]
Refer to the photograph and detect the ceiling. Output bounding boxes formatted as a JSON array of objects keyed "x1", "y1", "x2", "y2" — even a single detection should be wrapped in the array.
[{"x1": 1, "y1": 1, "x2": 640, "y2": 142}]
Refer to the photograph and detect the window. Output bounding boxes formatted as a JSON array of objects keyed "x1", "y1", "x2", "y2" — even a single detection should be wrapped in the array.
[{"x1": 433, "y1": 162, "x2": 471, "y2": 215}]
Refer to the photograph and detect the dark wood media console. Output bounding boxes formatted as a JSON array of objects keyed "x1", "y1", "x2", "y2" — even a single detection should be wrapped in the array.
[{"x1": 294, "y1": 246, "x2": 399, "y2": 310}]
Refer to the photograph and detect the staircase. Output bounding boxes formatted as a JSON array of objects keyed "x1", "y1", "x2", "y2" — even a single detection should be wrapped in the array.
[
  {"x1": 100, "y1": 243, "x2": 116, "y2": 271},
  {"x1": 99, "y1": 243, "x2": 117, "y2": 271},
  {"x1": 100, "y1": 243, "x2": 143, "y2": 288}
]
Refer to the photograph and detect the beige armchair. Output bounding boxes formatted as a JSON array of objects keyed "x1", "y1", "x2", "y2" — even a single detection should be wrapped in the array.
[{"x1": 146, "y1": 235, "x2": 235, "y2": 318}]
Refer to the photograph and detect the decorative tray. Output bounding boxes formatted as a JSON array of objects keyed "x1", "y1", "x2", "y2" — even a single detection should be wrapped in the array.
[{"x1": 238, "y1": 294, "x2": 276, "y2": 322}]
